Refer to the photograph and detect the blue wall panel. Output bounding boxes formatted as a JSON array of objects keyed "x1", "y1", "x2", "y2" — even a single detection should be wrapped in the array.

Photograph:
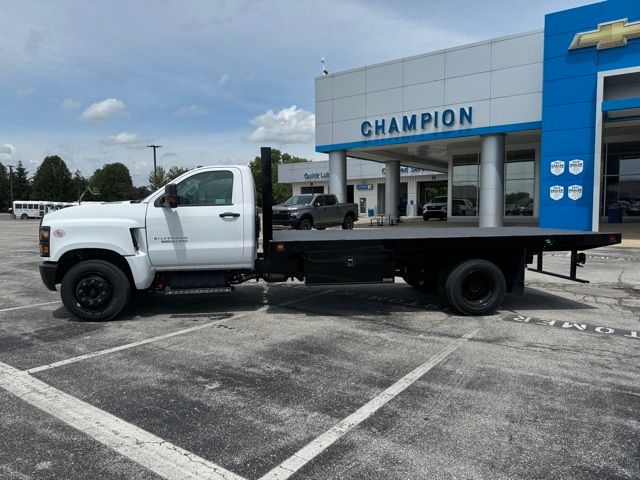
[{"x1": 540, "y1": 0, "x2": 640, "y2": 231}]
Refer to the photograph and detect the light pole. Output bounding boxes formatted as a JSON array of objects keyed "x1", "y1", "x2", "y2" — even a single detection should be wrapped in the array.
[
  {"x1": 146, "y1": 145, "x2": 162, "y2": 179},
  {"x1": 7, "y1": 164, "x2": 14, "y2": 209}
]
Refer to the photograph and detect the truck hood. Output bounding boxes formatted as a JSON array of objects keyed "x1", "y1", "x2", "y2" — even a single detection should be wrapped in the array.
[
  {"x1": 272, "y1": 204, "x2": 307, "y2": 211},
  {"x1": 43, "y1": 201, "x2": 148, "y2": 227}
]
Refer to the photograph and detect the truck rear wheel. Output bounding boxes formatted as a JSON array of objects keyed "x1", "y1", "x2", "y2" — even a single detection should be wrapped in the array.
[
  {"x1": 61, "y1": 260, "x2": 131, "y2": 321},
  {"x1": 402, "y1": 266, "x2": 436, "y2": 292},
  {"x1": 444, "y1": 259, "x2": 505, "y2": 316},
  {"x1": 342, "y1": 215, "x2": 354, "y2": 230}
]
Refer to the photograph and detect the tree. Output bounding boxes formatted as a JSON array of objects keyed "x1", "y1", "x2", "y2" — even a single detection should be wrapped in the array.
[
  {"x1": 90, "y1": 163, "x2": 134, "y2": 202},
  {"x1": 131, "y1": 185, "x2": 151, "y2": 200},
  {"x1": 11, "y1": 161, "x2": 31, "y2": 200},
  {"x1": 31, "y1": 155, "x2": 74, "y2": 201},
  {"x1": 0, "y1": 163, "x2": 9, "y2": 210},
  {"x1": 166, "y1": 165, "x2": 189, "y2": 182},
  {"x1": 148, "y1": 166, "x2": 167, "y2": 192},
  {"x1": 70, "y1": 170, "x2": 88, "y2": 201},
  {"x1": 248, "y1": 149, "x2": 309, "y2": 206}
]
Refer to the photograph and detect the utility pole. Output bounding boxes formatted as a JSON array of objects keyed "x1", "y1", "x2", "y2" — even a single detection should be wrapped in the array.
[
  {"x1": 146, "y1": 145, "x2": 162, "y2": 179},
  {"x1": 7, "y1": 164, "x2": 14, "y2": 209}
]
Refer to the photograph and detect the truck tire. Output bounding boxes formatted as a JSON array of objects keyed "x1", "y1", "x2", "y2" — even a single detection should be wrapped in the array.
[
  {"x1": 402, "y1": 266, "x2": 435, "y2": 292},
  {"x1": 444, "y1": 259, "x2": 505, "y2": 316},
  {"x1": 298, "y1": 218, "x2": 313, "y2": 230},
  {"x1": 342, "y1": 215, "x2": 354, "y2": 230},
  {"x1": 21, "y1": 213, "x2": 28, "y2": 220},
  {"x1": 61, "y1": 260, "x2": 131, "y2": 321}
]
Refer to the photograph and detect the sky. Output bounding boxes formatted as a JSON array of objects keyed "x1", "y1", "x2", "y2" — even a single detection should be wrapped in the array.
[{"x1": 0, "y1": 0, "x2": 596, "y2": 185}]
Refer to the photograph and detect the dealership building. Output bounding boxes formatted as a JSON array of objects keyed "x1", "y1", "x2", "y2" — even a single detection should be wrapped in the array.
[{"x1": 286, "y1": 0, "x2": 640, "y2": 230}]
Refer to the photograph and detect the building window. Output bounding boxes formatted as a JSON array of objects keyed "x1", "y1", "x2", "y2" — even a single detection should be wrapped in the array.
[
  {"x1": 505, "y1": 150, "x2": 535, "y2": 216},
  {"x1": 451, "y1": 154, "x2": 479, "y2": 216},
  {"x1": 603, "y1": 142, "x2": 640, "y2": 218}
]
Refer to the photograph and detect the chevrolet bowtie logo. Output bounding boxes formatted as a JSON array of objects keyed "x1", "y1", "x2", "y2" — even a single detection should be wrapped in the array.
[{"x1": 569, "y1": 18, "x2": 640, "y2": 50}]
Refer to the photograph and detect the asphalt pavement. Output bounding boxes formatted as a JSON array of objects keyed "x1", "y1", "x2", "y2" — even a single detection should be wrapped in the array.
[{"x1": 0, "y1": 218, "x2": 638, "y2": 479}]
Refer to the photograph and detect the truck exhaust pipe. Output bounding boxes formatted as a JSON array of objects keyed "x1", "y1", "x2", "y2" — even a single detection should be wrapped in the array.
[{"x1": 261, "y1": 147, "x2": 273, "y2": 262}]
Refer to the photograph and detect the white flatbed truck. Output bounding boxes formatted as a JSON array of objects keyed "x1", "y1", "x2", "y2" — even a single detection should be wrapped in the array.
[{"x1": 38, "y1": 148, "x2": 621, "y2": 321}]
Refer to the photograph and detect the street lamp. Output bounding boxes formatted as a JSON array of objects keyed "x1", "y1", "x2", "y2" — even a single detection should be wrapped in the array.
[
  {"x1": 146, "y1": 145, "x2": 162, "y2": 178},
  {"x1": 7, "y1": 164, "x2": 14, "y2": 209}
]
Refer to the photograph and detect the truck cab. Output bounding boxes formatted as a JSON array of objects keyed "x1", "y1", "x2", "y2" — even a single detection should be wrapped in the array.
[{"x1": 39, "y1": 165, "x2": 256, "y2": 320}]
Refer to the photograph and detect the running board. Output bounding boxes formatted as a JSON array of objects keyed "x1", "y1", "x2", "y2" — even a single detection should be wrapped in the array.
[{"x1": 163, "y1": 287, "x2": 234, "y2": 295}]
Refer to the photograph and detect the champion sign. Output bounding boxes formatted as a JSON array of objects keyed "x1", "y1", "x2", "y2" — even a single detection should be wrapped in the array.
[
  {"x1": 569, "y1": 159, "x2": 584, "y2": 175},
  {"x1": 550, "y1": 161, "x2": 565, "y2": 176},
  {"x1": 568, "y1": 185, "x2": 583, "y2": 200},
  {"x1": 361, "y1": 107, "x2": 472, "y2": 137}
]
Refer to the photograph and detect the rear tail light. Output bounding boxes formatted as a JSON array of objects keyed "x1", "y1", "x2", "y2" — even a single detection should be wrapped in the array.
[{"x1": 39, "y1": 226, "x2": 50, "y2": 257}]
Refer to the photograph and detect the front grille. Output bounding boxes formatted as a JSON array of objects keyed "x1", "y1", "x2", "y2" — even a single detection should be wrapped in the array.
[{"x1": 272, "y1": 212, "x2": 291, "y2": 221}]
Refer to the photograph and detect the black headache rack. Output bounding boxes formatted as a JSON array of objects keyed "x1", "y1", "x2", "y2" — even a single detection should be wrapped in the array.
[{"x1": 259, "y1": 146, "x2": 622, "y2": 286}]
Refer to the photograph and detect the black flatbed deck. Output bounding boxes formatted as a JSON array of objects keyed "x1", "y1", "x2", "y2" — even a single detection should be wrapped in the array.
[{"x1": 271, "y1": 227, "x2": 620, "y2": 253}]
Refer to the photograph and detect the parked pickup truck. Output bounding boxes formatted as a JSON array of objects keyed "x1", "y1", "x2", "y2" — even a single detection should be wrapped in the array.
[
  {"x1": 272, "y1": 194, "x2": 358, "y2": 230},
  {"x1": 37, "y1": 148, "x2": 620, "y2": 322}
]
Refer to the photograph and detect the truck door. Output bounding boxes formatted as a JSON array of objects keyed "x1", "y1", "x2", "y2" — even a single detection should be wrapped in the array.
[
  {"x1": 325, "y1": 194, "x2": 339, "y2": 222},
  {"x1": 313, "y1": 195, "x2": 329, "y2": 226},
  {"x1": 145, "y1": 168, "x2": 246, "y2": 268}
]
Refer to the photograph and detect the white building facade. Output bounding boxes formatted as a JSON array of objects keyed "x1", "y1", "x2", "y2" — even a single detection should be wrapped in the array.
[{"x1": 307, "y1": 0, "x2": 640, "y2": 230}]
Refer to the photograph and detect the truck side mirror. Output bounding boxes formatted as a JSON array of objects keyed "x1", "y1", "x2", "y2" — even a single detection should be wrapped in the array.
[{"x1": 163, "y1": 183, "x2": 178, "y2": 208}]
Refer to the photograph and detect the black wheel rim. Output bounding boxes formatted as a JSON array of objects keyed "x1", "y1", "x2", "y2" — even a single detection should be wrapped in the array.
[
  {"x1": 461, "y1": 270, "x2": 494, "y2": 306},
  {"x1": 301, "y1": 221, "x2": 311, "y2": 230},
  {"x1": 75, "y1": 273, "x2": 113, "y2": 312},
  {"x1": 346, "y1": 218, "x2": 353, "y2": 228}
]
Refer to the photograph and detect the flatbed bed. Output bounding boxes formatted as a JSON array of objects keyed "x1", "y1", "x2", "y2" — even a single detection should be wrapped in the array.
[{"x1": 272, "y1": 227, "x2": 619, "y2": 252}]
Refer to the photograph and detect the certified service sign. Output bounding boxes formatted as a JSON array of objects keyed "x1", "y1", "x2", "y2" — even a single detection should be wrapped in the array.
[
  {"x1": 569, "y1": 159, "x2": 584, "y2": 175},
  {"x1": 550, "y1": 185, "x2": 564, "y2": 201},
  {"x1": 568, "y1": 185, "x2": 583, "y2": 200},
  {"x1": 550, "y1": 161, "x2": 565, "y2": 176}
]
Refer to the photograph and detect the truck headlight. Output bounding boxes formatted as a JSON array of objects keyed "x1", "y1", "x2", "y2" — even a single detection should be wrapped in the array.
[{"x1": 290, "y1": 212, "x2": 298, "y2": 218}]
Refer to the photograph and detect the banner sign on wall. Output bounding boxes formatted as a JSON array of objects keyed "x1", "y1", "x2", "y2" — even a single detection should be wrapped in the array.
[
  {"x1": 550, "y1": 185, "x2": 564, "y2": 201},
  {"x1": 569, "y1": 159, "x2": 584, "y2": 175},
  {"x1": 568, "y1": 185, "x2": 583, "y2": 200},
  {"x1": 551, "y1": 161, "x2": 565, "y2": 176}
]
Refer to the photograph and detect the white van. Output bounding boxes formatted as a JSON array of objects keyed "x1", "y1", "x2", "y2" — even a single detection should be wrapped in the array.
[{"x1": 12, "y1": 201, "x2": 44, "y2": 219}]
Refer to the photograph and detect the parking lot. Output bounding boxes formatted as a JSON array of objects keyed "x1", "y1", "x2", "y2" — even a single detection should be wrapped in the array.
[{"x1": 1, "y1": 215, "x2": 639, "y2": 480}]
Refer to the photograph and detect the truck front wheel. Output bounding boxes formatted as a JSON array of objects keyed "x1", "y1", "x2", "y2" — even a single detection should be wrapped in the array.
[
  {"x1": 61, "y1": 260, "x2": 131, "y2": 321},
  {"x1": 298, "y1": 218, "x2": 313, "y2": 230},
  {"x1": 444, "y1": 259, "x2": 505, "y2": 316}
]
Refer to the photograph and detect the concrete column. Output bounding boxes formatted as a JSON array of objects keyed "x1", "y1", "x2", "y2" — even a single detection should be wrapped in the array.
[
  {"x1": 328, "y1": 150, "x2": 347, "y2": 203},
  {"x1": 479, "y1": 134, "x2": 505, "y2": 227},
  {"x1": 385, "y1": 160, "x2": 400, "y2": 219}
]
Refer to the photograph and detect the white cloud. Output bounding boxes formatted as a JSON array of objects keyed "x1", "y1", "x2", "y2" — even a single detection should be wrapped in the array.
[
  {"x1": 174, "y1": 104, "x2": 208, "y2": 116},
  {"x1": 247, "y1": 105, "x2": 315, "y2": 144},
  {"x1": 0, "y1": 144, "x2": 17, "y2": 161},
  {"x1": 101, "y1": 132, "x2": 150, "y2": 149},
  {"x1": 16, "y1": 88, "x2": 34, "y2": 98},
  {"x1": 80, "y1": 98, "x2": 126, "y2": 121},
  {"x1": 218, "y1": 73, "x2": 230, "y2": 86},
  {"x1": 61, "y1": 98, "x2": 80, "y2": 110}
]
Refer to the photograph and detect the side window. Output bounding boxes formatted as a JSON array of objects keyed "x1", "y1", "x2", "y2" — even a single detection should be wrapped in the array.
[
  {"x1": 176, "y1": 170, "x2": 234, "y2": 206},
  {"x1": 315, "y1": 196, "x2": 326, "y2": 207},
  {"x1": 326, "y1": 195, "x2": 337, "y2": 206}
]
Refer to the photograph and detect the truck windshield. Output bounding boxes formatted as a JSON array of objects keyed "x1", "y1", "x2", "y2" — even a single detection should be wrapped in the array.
[
  {"x1": 283, "y1": 195, "x2": 314, "y2": 205},
  {"x1": 429, "y1": 197, "x2": 447, "y2": 203}
]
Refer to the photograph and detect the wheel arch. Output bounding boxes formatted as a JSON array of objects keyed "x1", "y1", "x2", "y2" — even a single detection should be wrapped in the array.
[{"x1": 56, "y1": 248, "x2": 136, "y2": 289}]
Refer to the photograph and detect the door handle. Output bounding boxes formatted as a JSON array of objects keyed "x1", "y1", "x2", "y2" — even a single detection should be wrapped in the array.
[{"x1": 220, "y1": 212, "x2": 240, "y2": 218}]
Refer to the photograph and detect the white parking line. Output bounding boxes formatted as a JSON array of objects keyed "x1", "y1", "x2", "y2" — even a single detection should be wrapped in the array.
[
  {"x1": 26, "y1": 313, "x2": 241, "y2": 374},
  {"x1": 0, "y1": 361, "x2": 245, "y2": 480},
  {"x1": 0, "y1": 301, "x2": 61, "y2": 313},
  {"x1": 260, "y1": 328, "x2": 479, "y2": 480}
]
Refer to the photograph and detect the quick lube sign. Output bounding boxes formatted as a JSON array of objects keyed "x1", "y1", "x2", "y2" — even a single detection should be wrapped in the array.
[{"x1": 361, "y1": 106, "x2": 473, "y2": 137}]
